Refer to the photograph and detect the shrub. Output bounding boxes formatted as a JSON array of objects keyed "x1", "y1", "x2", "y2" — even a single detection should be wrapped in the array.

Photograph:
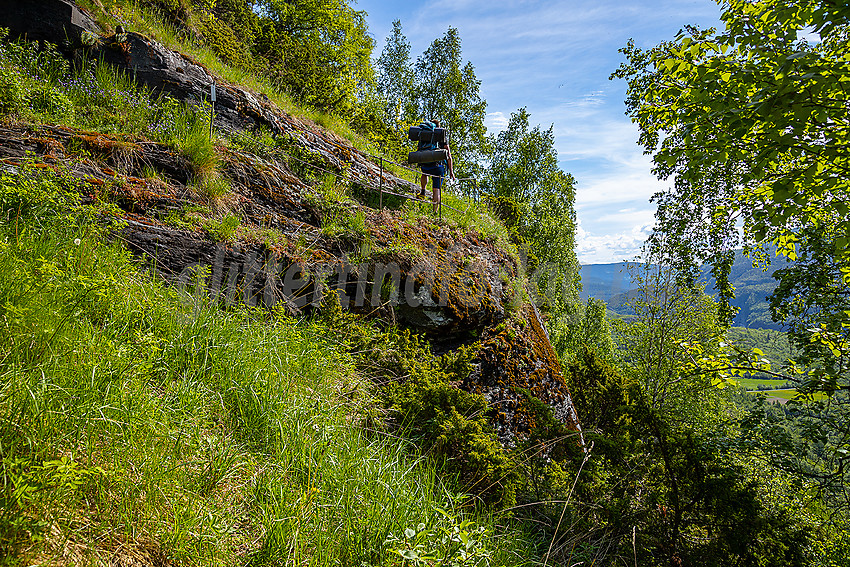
[
  {"x1": 0, "y1": 161, "x2": 77, "y2": 222},
  {"x1": 384, "y1": 364, "x2": 518, "y2": 508},
  {"x1": 0, "y1": 71, "x2": 23, "y2": 115},
  {"x1": 311, "y1": 298, "x2": 519, "y2": 509},
  {"x1": 28, "y1": 86, "x2": 74, "y2": 120},
  {"x1": 202, "y1": 213, "x2": 240, "y2": 241},
  {"x1": 195, "y1": 13, "x2": 254, "y2": 70}
]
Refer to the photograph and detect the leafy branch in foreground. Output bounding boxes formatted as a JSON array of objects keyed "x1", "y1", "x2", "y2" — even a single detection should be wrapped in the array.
[
  {"x1": 613, "y1": 0, "x2": 850, "y2": 294},
  {"x1": 614, "y1": 0, "x2": 850, "y2": 510}
]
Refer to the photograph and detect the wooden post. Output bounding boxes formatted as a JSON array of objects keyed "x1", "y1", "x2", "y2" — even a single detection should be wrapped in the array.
[
  {"x1": 439, "y1": 176, "x2": 442, "y2": 219},
  {"x1": 209, "y1": 82, "x2": 216, "y2": 139}
]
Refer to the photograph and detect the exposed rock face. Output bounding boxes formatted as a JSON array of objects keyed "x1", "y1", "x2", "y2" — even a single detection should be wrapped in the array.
[
  {"x1": 469, "y1": 304, "x2": 581, "y2": 441},
  {"x1": 123, "y1": 206, "x2": 518, "y2": 345},
  {"x1": 0, "y1": 0, "x2": 582, "y2": 443},
  {"x1": 0, "y1": 124, "x2": 317, "y2": 227},
  {"x1": 0, "y1": 124, "x2": 510, "y2": 341},
  {"x1": 3, "y1": 0, "x2": 103, "y2": 46},
  {"x1": 88, "y1": 31, "x2": 417, "y2": 196},
  {"x1": 92, "y1": 32, "x2": 283, "y2": 135}
]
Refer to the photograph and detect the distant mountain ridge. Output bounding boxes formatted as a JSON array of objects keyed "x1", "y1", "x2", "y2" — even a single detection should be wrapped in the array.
[{"x1": 579, "y1": 250, "x2": 791, "y2": 330}]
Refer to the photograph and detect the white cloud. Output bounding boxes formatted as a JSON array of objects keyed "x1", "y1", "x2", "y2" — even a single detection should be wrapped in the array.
[
  {"x1": 595, "y1": 208, "x2": 655, "y2": 226},
  {"x1": 550, "y1": 113, "x2": 648, "y2": 165},
  {"x1": 575, "y1": 218, "x2": 653, "y2": 264},
  {"x1": 562, "y1": 91, "x2": 606, "y2": 108},
  {"x1": 574, "y1": 168, "x2": 667, "y2": 209},
  {"x1": 484, "y1": 111, "x2": 509, "y2": 133}
]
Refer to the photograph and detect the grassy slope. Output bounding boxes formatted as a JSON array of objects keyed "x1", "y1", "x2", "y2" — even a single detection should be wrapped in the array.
[
  {"x1": 0, "y1": 7, "x2": 541, "y2": 566},
  {"x1": 0, "y1": 171, "x2": 536, "y2": 566},
  {"x1": 74, "y1": 0, "x2": 363, "y2": 149}
]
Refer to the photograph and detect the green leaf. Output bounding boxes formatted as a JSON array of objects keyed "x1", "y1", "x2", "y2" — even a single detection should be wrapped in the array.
[{"x1": 771, "y1": 182, "x2": 792, "y2": 203}]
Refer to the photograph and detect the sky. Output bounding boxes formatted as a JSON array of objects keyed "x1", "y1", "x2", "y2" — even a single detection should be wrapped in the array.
[{"x1": 354, "y1": 0, "x2": 724, "y2": 264}]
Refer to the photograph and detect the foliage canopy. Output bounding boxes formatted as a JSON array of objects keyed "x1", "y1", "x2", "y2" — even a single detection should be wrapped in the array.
[
  {"x1": 615, "y1": 0, "x2": 850, "y2": 514},
  {"x1": 253, "y1": 0, "x2": 374, "y2": 113},
  {"x1": 614, "y1": 0, "x2": 850, "y2": 292}
]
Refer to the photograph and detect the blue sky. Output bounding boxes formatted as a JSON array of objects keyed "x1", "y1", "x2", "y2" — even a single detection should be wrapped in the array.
[{"x1": 354, "y1": 0, "x2": 724, "y2": 263}]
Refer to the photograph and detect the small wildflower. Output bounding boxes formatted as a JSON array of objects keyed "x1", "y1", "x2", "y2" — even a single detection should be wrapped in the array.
[{"x1": 74, "y1": 238, "x2": 81, "y2": 246}]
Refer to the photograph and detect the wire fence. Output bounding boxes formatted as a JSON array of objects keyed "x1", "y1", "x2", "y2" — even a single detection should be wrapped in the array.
[
  {"x1": 204, "y1": 83, "x2": 481, "y2": 218},
  {"x1": 275, "y1": 134, "x2": 481, "y2": 220}
]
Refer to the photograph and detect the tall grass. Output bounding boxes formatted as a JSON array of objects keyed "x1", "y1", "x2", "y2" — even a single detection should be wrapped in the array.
[
  {"x1": 0, "y1": 165, "x2": 537, "y2": 565},
  {"x1": 0, "y1": 32, "x2": 219, "y2": 191}
]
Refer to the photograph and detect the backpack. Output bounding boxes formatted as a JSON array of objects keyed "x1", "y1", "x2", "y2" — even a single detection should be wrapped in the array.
[
  {"x1": 417, "y1": 121, "x2": 438, "y2": 152},
  {"x1": 407, "y1": 121, "x2": 448, "y2": 166}
]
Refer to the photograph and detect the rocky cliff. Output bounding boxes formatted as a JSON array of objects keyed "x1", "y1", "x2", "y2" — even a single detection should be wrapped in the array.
[{"x1": 0, "y1": 0, "x2": 581, "y2": 443}]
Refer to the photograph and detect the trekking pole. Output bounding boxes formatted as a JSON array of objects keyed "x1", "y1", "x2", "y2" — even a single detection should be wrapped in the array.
[{"x1": 379, "y1": 157, "x2": 384, "y2": 210}]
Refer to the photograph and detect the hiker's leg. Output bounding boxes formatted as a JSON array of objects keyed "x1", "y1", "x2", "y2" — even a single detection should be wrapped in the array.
[
  {"x1": 432, "y1": 166, "x2": 443, "y2": 214},
  {"x1": 419, "y1": 173, "x2": 427, "y2": 196}
]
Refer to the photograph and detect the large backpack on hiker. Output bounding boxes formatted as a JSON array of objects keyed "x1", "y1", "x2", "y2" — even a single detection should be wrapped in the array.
[{"x1": 408, "y1": 121, "x2": 448, "y2": 164}]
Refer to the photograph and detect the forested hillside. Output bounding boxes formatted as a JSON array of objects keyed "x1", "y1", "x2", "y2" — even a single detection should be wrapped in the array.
[
  {"x1": 582, "y1": 249, "x2": 791, "y2": 329},
  {"x1": 1, "y1": 1, "x2": 849, "y2": 566}
]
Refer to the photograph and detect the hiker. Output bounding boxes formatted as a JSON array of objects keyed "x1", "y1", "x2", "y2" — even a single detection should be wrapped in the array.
[{"x1": 418, "y1": 119, "x2": 455, "y2": 212}]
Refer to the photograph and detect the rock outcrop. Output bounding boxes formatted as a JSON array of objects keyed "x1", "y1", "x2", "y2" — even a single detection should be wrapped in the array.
[
  {"x1": 0, "y1": 0, "x2": 582, "y2": 443},
  {"x1": 3, "y1": 0, "x2": 104, "y2": 46}
]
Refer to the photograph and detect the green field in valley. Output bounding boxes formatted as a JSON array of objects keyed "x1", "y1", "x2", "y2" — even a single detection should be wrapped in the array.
[
  {"x1": 733, "y1": 378, "x2": 829, "y2": 402},
  {"x1": 735, "y1": 378, "x2": 791, "y2": 390}
]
